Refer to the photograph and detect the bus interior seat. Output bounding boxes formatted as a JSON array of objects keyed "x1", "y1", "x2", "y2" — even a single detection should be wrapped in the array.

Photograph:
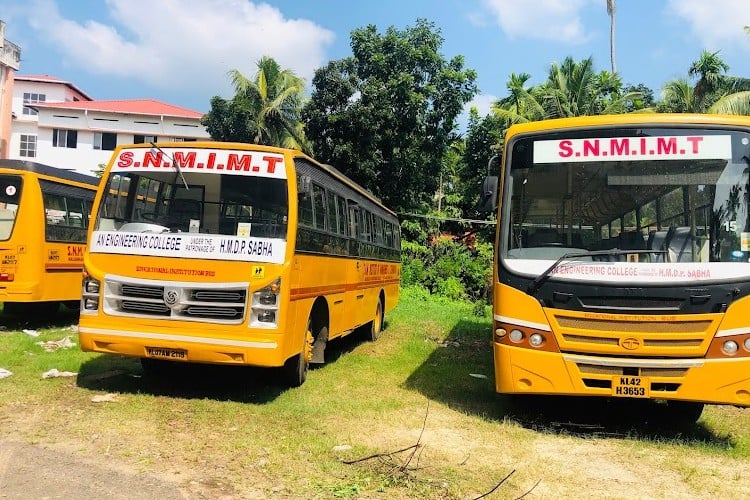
[
  {"x1": 620, "y1": 230, "x2": 646, "y2": 250},
  {"x1": 648, "y1": 228, "x2": 673, "y2": 262},
  {"x1": 528, "y1": 228, "x2": 563, "y2": 246},
  {"x1": 668, "y1": 226, "x2": 693, "y2": 262}
]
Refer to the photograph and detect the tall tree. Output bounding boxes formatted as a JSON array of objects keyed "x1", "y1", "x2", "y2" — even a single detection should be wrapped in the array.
[
  {"x1": 607, "y1": 0, "x2": 616, "y2": 74},
  {"x1": 202, "y1": 56, "x2": 309, "y2": 152},
  {"x1": 302, "y1": 19, "x2": 477, "y2": 211}
]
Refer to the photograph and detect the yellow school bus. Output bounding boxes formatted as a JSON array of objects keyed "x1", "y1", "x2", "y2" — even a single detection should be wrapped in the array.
[
  {"x1": 78, "y1": 142, "x2": 401, "y2": 386},
  {"x1": 485, "y1": 113, "x2": 750, "y2": 423},
  {"x1": 0, "y1": 160, "x2": 99, "y2": 316}
]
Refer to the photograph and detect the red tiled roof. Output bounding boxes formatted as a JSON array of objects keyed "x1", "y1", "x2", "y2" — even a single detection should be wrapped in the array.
[
  {"x1": 15, "y1": 74, "x2": 93, "y2": 101},
  {"x1": 31, "y1": 99, "x2": 204, "y2": 119}
]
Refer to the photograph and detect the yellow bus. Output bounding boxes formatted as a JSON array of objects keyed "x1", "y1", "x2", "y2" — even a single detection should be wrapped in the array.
[
  {"x1": 0, "y1": 160, "x2": 99, "y2": 316},
  {"x1": 484, "y1": 113, "x2": 750, "y2": 423},
  {"x1": 78, "y1": 142, "x2": 401, "y2": 386}
]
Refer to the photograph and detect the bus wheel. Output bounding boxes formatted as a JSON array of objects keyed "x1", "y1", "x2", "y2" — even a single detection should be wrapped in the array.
[
  {"x1": 282, "y1": 319, "x2": 315, "y2": 387},
  {"x1": 364, "y1": 297, "x2": 384, "y2": 342}
]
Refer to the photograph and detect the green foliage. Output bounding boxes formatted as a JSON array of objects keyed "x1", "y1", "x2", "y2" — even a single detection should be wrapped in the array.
[
  {"x1": 400, "y1": 237, "x2": 493, "y2": 303},
  {"x1": 202, "y1": 56, "x2": 310, "y2": 152},
  {"x1": 302, "y1": 19, "x2": 478, "y2": 211}
]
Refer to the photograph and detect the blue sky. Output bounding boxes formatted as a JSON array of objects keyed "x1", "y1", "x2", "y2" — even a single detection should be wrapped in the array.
[{"x1": 3, "y1": 0, "x2": 750, "y2": 122}]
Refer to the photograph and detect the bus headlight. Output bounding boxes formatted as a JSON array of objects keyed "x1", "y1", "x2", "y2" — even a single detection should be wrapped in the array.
[
  {"x1": 509, "y1": 329, "x2": 524, "y2": 343},
  {"x1": 81, "y1": 276, "x2": 101, "y2": 312},
  {"x1": 722, "y1": 340, "x2": 739, "y2": 355},
  {"x1": 529, "y1": 333, "x2": 545, "y2": 347},
  {"x1": 84, "y1": 279, "x2": 100, "y2": 294},
  {"x1": 250, "y1": 278, "x2": 280, "y2": 327},
  {"x1": 744, "y1": 338, "x2": 750, "y2": 352}
]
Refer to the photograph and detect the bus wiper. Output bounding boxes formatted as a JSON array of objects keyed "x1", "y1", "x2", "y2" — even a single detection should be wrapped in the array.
[
  {"x1": 527, "y1": 249, "x2": 667, "y2": 295},
  {"x1": 150, "y1": 142, "x2": 188, "y2": 190}
]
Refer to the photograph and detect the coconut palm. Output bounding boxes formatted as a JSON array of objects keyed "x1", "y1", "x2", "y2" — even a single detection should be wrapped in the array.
[
  {"x1": 540, "y1": 56, "x2": 639, "y2": 117},
  {"x1": 491, "y1": 72, "x2": 546, "y2": 124},
  {"x1": 228, "y1": 56, "x2": 310, "y2": 152}
]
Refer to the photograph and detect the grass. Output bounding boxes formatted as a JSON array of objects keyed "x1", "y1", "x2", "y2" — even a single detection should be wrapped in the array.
[{"x1": 2, "y1": 289, "x2": 750, "y2": 498}]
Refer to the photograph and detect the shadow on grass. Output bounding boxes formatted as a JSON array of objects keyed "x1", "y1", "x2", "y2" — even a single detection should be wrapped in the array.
[
  {"x1": 77, "y1": 354, "x2": 290, "y2": 403},
  {"x1": 1, "y1": 303, "x2": 80, "y2": 330},
  {"x1": 403, "y1": 317, "x2": 736, "y2": 449},
  {"x1": 75, "y1": 324, "x2": 377, "y2": 404}
]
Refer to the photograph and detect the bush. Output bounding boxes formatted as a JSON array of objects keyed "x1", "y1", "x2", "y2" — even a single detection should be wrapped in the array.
[{"x1": 400, "y1": 236, "x2": 493, "y2": 304}]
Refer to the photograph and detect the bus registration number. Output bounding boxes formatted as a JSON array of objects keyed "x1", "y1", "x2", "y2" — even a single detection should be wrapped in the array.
[
  {"x1": 145, "y1": 347, "x2": 187, "y2": 360},
  {"x1": 612, "y1": 376, "x2": 649, "y2": 398}
]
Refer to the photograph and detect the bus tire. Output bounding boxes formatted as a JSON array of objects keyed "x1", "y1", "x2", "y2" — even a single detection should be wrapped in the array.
[
  {"x1": 282, "y1": 319, "x2": 316, "y2": 387},
  {"x1": 364, "y1": 296, "x2": 384, "y2": 342}
]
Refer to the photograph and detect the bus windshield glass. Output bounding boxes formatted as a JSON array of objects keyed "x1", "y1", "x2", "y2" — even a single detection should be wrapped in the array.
[
  {"x1": 90, "y1": 146, "x2": 289, "y2": 263},
  {"x1": 0, "y1": 174, "x2": 22, "y2": 241},
  {"x1": 502, "y1": 127, "x2": 750, "y2": 282}
]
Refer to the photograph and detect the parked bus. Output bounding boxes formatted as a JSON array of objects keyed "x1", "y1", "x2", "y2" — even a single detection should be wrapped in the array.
[
  {"x1": 0, "y1": 160, "x2": 99, "y2": 316},
  {"x1": 78, "y1": 142, "x2": 401, "y2": 386},
  {"x1": 483, "y1": 113, "x2": 750, "y2": 423}
]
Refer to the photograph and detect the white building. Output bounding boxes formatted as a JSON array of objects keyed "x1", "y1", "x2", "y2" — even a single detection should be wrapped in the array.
[{"x1": 9, "y1": 75, "x2": 210, "y2": 176}]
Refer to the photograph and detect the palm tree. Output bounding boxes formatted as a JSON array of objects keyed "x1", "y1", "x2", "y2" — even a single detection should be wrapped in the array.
[
  {"x1": 491, "y1": 72, "x2": 546, "y2": 124},
  {"x1": 540, "y1": 56, "x2": 639, "y2": 117},
  {"x1": 607, "y1": 0, "x2": 616, "y2": 74},
  {"x1": 228, "y1": 56, "x2": 309, "y2": 152},
  {"x1": 688, "y1": 50, "x2": 729, "y2": 102},
  {"x1": 660, "y1": 50, "x2": 750, "y2": 114}
]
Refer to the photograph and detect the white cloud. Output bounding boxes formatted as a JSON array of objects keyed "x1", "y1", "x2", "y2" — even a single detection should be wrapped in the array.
[
  {"x1": 481, "y1": 0, "x2": 598, "y2": 43},
  {"x1": 666, "y1": 0, "x2": 750, "y2": 50},
  {"x1": 466, "y1": 94, "x2": 497, "y2": 117},
  {"x1": 24, "y1": 0, "x2": 335, "y2": 97}
]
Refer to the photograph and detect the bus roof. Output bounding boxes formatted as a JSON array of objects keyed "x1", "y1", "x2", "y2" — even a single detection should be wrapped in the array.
[
  {"x1": 506, "y1": 113, "x2": 750, "y2": 137},
  {"x1": 0, "y1": 159, "x2": 100, "y2": 187}
]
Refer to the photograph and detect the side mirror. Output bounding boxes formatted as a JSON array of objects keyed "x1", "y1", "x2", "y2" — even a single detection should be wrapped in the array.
[{"x1": 478, "y1": 176, "x2": 498, "y2": 214}]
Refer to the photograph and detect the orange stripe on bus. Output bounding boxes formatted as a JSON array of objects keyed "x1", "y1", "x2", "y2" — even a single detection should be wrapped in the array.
[{"x1": 45, "y1": 263, "x2": 84, "y2": 272}]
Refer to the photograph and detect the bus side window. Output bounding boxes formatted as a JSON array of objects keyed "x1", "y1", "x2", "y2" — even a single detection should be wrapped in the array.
[
  {"x1": 312, "y1": 184, "x2": 326, "y2": 230},
  {"x1": 348, "y1": 203, "x2": 359, "y2": 239}
]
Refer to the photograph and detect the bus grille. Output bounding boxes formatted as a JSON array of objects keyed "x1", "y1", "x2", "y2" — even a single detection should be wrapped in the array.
[
  {"x1": 103, "y1": 276, "x2": 248, "y2": 324},
  {"x1": 549, "y1": 311, "x2": 719, "y2": 357}
]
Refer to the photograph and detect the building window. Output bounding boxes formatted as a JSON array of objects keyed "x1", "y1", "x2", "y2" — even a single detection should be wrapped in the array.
[
  {"x1": 172, "y1": 137, "x2": 197, "y2": 142},
  {"x1": 134, "y1": 134, "x2": 158, "y2": 144},
  {"x1": 22, "y1": 92, "x2": 46, "y2": 116},
  {"x1": 94, "y1": 132, "x2": 117, "y2": 151},
  {"x1": 53, "y1": 129, "x2": 78, "y2": 148},
  {"x1": 19, "y1": 135, "x2": 37, "y2": 157}
]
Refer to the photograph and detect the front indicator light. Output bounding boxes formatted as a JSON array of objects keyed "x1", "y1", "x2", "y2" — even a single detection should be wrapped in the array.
[{"x1": 723, "y1": 340, "x2": 739, "y2": 355}]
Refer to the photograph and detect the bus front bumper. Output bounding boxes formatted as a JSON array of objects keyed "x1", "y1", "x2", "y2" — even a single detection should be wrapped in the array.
[
  {"x1": 79, "y1": 325, "x2": 286, "y2": 368},
  {"x1": 494, "y1": 343, "x2": 750, "y2": 407}
]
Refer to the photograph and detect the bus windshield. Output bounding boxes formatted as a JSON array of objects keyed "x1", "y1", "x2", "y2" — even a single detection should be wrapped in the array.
[
  {"x1": 90, "y1": 146, "x2": 290, "y2": 263},
  {"x1": 502, "y1": 127, "x2": 750, "y2": 282},
  {"x1": 0, "y1": 174, "x2": 22, "y2": 241}
]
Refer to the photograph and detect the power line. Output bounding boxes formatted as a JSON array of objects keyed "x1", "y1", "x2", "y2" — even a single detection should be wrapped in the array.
[{"x1": 397, "y1": 212, "x2": 497, "y2": 225}]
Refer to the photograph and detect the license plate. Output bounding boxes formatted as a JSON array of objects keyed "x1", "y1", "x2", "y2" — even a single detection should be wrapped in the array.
[
  {"x1": 612, "y1": 375, "x2": 649, "y2": 398},
  {"x1": 145, "y1": 346, "x2": 187, "y2": 360}
]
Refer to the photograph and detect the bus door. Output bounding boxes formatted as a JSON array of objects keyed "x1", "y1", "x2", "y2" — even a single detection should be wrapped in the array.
[{"x1": 348, "y1": 202, "x2": 368, "y2": 327}]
